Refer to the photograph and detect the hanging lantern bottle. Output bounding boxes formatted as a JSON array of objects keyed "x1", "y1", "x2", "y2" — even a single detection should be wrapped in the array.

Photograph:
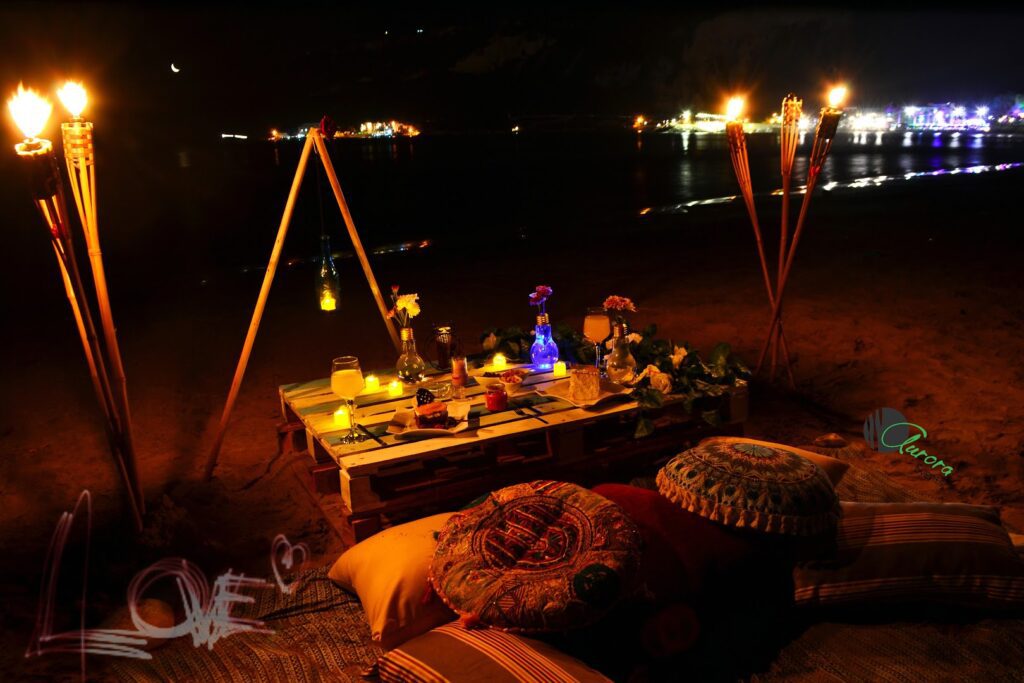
[{"x1": 317, "y1": 234, "x2": 340, "y2": 311}]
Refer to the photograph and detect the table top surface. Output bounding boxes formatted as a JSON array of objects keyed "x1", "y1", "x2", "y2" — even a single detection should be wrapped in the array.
[{"x1": 279, "y1": 364, "x2": 662, "y2": 475}]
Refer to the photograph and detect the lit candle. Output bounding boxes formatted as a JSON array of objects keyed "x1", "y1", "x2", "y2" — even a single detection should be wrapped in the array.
[
  {"x1": 387, "y1": 380, "x2": 403, "y2": 397},
  {"x1": 492, "y1": 353, "x2": 507, "y2": 371},
  {"x1": 320, "y1": 291, "x2": 336, "y2": 311},
  {"x1": 333, "y1": 406, "x2": 351, "y2": 429},
  {"x1": 364, "y1": 374, "x2": 380, "y2": 392},
  {"x1": 552, "y1": 360, "x2": 567, "y2": 377}
]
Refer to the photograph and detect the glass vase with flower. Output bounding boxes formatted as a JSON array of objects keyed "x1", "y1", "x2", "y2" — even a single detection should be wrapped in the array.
[
  {"x1": 389, "y1": 285, "x2": 426, "y2": 384},
  {"x1": 528, "y1": 285, "x2": 559, "y2": 370},
  {"x1": 603, "y1": 295, "x2": 638, "y2": 384}
]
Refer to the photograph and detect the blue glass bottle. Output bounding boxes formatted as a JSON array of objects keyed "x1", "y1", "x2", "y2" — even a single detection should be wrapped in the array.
[{"x1": 530, "y1": 313, "x2": 560, "y2": 370}]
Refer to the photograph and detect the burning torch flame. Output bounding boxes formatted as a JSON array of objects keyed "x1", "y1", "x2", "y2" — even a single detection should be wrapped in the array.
[
  {"x1": 57, "y1": 81, "x2": 88, "y2": 119},
  {"x1": 725, "y1": 96, "x2": 745, "y2": 121},
  {"x1": 827, "y1": 85, "x2": 848, "y2": 109},
  {"x1": 7, "y1": 84, "x2": 52, "y2": 140}
]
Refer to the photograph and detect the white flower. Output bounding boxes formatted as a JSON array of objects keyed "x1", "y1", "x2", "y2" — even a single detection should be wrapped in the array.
[
  {"x1": 671, "y1": 345, "x2": 688, "y2": 368},
  {"x1": 627, "y1": 333, "x2": 643, "y2": 345},
  {"x1": 482, "y1": 333, "x2": 498, "y2": 351},
  {"x1": 636, "y1": 364, "x2": 672, "y2": 394},
  {"x1": 395, "y1": 293, "x2": 421, "y2": 318},
  {"x1": 650, "y1": 372, "x2": 672, "y2": 395}
]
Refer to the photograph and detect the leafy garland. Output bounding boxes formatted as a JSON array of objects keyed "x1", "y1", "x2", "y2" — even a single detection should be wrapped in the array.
[{"x1": 478, "y1": 324, "x2": 750, "y2": 437}]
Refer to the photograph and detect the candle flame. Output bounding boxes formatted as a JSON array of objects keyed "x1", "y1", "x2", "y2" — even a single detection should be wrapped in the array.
[
  {"x1": 7, "y1": 84, "x2": 51, "y2": 140},
  {"x1": 725, "y1": 96, "x2": 745, "y2": 121},
  {"x1": 827, "y1": 85, "x2": 848, "y2": 108},
  {"x1": 57, "y1": 81, "x2": 88, "y2": 118}
]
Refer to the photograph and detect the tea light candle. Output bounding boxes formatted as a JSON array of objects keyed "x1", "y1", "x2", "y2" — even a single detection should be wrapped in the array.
[
  {"x1": 387, "y1": 380, "x2": 403, "y2": 397},
  {"x1": 492, "y1": 353, "x2": 507, "y2": 371},
  {"x1": 552, "y1": 360, "x2": 567, "y2": 377},
  {"x1": 333, "y1": 406, "x2": 351, "y2": 429},
  {"x1": 364, "y1": 375, "x2": 380, "y2": 392}
]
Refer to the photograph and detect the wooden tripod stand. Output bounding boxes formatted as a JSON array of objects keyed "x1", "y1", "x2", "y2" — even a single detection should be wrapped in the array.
[{"x1": 204, "y1": 127, "x2": 400, "y2": 479}]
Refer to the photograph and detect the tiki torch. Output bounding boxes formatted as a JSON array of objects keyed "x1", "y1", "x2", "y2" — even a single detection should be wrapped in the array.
[
  {"x1": 724, "y1": 96, "x2": 793, "y2": 380},
  {"x1": 771, "y1": 94, "x2": 803, "y2": 383},
  {"x1": 756, "y1": 85, "x2": 847, "y2": 374},
  {"x1": 56, "y1": 81, "x2": 145, "y2": 518},
  {"x1": 7, "y1": 84, "x2": 143, "y2": 529}
]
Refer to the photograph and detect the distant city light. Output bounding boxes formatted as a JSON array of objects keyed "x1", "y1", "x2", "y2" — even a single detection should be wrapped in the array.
[
  {"x1": 220, "y1": 133, "x2": 248, "y2": 140},
  {"x1": 951, "y1": 105, "x2": 966, "y2": 118},
  {"x1": 975, "y1": 106, "x2": 989, "y2": 118},
  {"x1": 633, "y1": 114, "x2": 647, "y2": 130}
]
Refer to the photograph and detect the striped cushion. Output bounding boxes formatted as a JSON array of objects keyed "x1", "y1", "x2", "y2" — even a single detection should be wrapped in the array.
[
  {"x1": 379, "y1": 622, "x2": 611, "y2": 682},
  {"x1": 794, "y1": 502, "x2": 1024, "y2": 609}
]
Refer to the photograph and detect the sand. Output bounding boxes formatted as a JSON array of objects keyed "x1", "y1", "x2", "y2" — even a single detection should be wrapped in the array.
[{"x1": 1, "y1": 168, "x2": 1022, "y2": 679}]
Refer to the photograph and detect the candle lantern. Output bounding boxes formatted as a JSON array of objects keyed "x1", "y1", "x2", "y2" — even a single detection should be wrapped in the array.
[{"x1": 317, "y1": 234, "x2": 340, "y2": 311}]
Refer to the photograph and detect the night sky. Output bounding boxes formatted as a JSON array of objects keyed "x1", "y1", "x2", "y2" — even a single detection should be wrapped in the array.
[{"x1": 1, "y1": 4, "x2": 1022, "y2": 138}]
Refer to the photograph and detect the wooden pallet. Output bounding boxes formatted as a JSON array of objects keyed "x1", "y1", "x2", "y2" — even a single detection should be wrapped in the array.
[{"x1": 281, "y1": 366, "x2": 747, "y2": 540}]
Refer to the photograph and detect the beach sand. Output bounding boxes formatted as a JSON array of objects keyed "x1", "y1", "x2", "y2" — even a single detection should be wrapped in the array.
[{"x1": 1, "y1": 168, "x2": 1022, "y2": 679}]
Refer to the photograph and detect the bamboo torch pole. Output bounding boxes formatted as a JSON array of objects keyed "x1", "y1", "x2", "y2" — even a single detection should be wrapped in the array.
[
  {"x1": 8, "y1": 83, "x2": 144, "y2": 529},
  {"x1": 756, "y1": 87, "x2": 846, "y2": 374},
  {"x1": 60, "y1": 89, "x2": 145, "y2": 516},
  {"x1": 724, "y1": 97, "x2": 794, "y2": 379},
  {"x1": 774, "y1": 95, "x2": 802, "y2": 387},
  {"x1": 311, "y1": 129, "x2": 402, "y2": 354},
  {"x1": 204, "y1": 129, "x2": 316, "y2": 479}
]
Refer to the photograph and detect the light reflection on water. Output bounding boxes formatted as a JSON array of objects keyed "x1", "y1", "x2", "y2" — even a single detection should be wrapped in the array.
[{"x1": 641, "y1": 161, "x2": 1024, "y2": 216}]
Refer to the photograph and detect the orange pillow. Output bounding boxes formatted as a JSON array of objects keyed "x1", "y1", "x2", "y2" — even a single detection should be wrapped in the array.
[
  {"x1": 328, "y1": 513, "x2": 456, "y2": 649},
  {"x1": 701, "y1": 436, "x2": 850, "y2": 485}
]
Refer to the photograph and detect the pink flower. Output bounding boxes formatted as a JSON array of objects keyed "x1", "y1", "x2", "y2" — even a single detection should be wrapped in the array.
[
  {"x1": 603, "y1": 295, "x2": 637, "y2": 312},
  {"x1": 535, "y1": 285, "x2": 553, "y2": 297},
  {"x1": 391, "y1": 284, "x2": 400, "y2": 294}
]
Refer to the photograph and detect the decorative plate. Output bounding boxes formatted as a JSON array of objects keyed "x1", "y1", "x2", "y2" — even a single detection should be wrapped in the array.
[
  {"x1": 388, "y1": 409, "x2": 469, "y2": 439},
  {"x1": 537, "y1": 378, "x2": 629, "y2": 408}
]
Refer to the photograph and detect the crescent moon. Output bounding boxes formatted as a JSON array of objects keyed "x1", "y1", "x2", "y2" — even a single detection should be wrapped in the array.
[{"x1": 171, "y1": 63, "x2": 180, "y2": 73}]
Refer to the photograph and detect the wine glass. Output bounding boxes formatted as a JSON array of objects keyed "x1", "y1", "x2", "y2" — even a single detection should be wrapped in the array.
[
  {"x1": 331, "y1": 356, "x2": 365, "y2": 443},
  {"x1": 583, "y1": 307, "x2": 611, "y2": 369}
]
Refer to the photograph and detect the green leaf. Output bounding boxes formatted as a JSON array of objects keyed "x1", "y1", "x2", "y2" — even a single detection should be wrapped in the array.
[
  {"x1": 633, "y1": 387, "x2": 665, "y2": 410},
  {"x1": 702, "y1": 409, "x2": 723, "y2": 426},
  {"x1": 709, "y1": 342, "x2": 731, "y2": 367},
  {"x1": 634, "y1": 416, "x2": 655, "y2": 438}
]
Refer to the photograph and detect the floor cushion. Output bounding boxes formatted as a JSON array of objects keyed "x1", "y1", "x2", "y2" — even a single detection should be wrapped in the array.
[
  {"x1": 591, "y1": 483, "x2": 756, "y2": 602},
  {"x1": 329, "y1": 513, "x2": 456, "y2": 649},
  {"x1": 657, "y1": 440, "x2": 840, "y2": 536},
  {"x1": 700, "y1": 436, "x2": 850, "y2": 485},
  {"x1": 430, "y1": 480, "x2": 641, "y2": 633},
  {"x1": 794, "y1": 501, "x2": 1024, "y2": 609},
  {"x1": 379, "y1": 622, "x2": 612, "y2": 682}
]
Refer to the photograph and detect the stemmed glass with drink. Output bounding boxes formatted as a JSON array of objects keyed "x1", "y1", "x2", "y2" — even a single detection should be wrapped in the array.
[
  {"x1": 583, "y1": 307, "x2": 612, "y2": 370},
  {"x1": 331, "y1": 356, "x2": 366, "y2": 443}
]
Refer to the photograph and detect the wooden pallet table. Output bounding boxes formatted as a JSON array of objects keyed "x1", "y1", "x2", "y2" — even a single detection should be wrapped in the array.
[{"x1": 280, "y1": 366, "x2": 747, "y2": 541}]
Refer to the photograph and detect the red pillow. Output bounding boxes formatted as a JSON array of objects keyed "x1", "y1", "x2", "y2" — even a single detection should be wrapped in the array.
[{"x1": 593, "y1": 483, "x2": 756, "y2": 602}]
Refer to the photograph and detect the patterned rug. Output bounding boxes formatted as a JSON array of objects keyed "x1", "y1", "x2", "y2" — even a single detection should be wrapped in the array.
[{"x1": 108, "y1": 568, "x2": 380, "y2": 682}]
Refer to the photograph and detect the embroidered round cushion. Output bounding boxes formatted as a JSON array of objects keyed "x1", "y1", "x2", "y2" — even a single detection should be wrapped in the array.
[
  {"x1": 429, "y1": 480, "x2": 642, "y2": 632},
  {"x1": 657, "y1": 441, "x2": 840, "y2": 536}
]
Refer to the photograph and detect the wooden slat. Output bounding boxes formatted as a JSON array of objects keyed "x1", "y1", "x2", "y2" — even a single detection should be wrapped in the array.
[{"x1": 281, "y1": 364, "x2": 694, "y2": 477}]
